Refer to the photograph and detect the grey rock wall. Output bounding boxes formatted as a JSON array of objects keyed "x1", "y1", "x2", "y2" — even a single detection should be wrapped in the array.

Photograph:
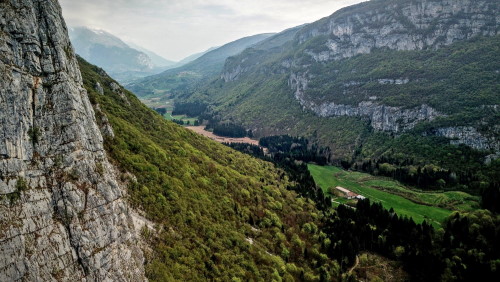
[
  {"x1": 299, "y1": 0, "x2": 498, "y2": 61},
  {"x1": 289, "y1": 72, "x2": 442, "y2": 132},
  {"x1": 223, "y1": 0, "x2": 498, "y2": 82},
  {"x1": 0, "y1": 0, "x2": 145, "y2": 281},
  {"x1": 432, "y1": 126, "x2": 499, "y2": 151},
  {"x1": 287, "y1": 0, "x2": 498, "y2": 150}
]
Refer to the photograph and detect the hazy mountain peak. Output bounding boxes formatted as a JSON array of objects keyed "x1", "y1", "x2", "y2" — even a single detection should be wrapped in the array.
[
  {"x1": 126, "y1": 42, "x2": 176, "y2": 67},
  {"x1": 70, "y1": 26, "x2": 130, "y2": 50},
  {"x1": 69, "y1": 26, "x2": 172, "y2": 83}
]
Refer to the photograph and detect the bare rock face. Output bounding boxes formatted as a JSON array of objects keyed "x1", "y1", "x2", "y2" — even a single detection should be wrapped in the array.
[
  {"x1": 431, "y1": 126, "x2": 500, "y2": 151},
  {"x1": 0, "y1": 1, "x2": 144, "y2": 281},
  {"x1": 297, "y1": 0, "x2": 498, "y2": 61},
  {"x1": 289, "y1": 72, "x2": 442, "y2": 133},
  {"x1": 286, "y1": 0, "x2": 499, "y2": 142}
]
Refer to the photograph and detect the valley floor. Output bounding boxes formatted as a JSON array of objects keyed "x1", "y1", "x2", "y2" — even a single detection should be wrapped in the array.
[
  {"x1": 186, "y1": 126, "x2": 261, "y2": 146},
  {"x1": 308, "y1": 165, "x2": 479, "y2": 228}
]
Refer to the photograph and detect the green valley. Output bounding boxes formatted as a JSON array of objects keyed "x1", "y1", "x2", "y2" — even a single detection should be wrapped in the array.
[
  {"x1": 127, "y1": 33, "x2": 274, "y2": 97},
  {"x1": 144, "y1": 0, "x2": 500, "y2": 208}
]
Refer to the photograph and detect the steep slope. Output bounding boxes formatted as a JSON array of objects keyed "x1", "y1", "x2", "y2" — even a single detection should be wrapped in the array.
[
  {"x1": 79, "y1": 57, "x2": 340, "y2": 280},
  {"x1": 127, "y1": 33, "x2": 274, "y2": 97},
  {"x1": 69, "y1": 27, "x2": 168, "y2": 83},
  {"x1": 178, "y1": 0, "x2": 499, "y2": 190},
  {"x1": 0, "y1": 1, "x2": 144, "y2": 281}
]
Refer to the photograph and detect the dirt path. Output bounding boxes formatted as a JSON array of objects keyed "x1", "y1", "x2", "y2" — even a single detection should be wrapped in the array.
[
  {"x1": 186, "y1": 126, "x2": 260, "y2": 146},
  {"x1": 348, "y1": 255, "x2": 360, "y2": 274}
]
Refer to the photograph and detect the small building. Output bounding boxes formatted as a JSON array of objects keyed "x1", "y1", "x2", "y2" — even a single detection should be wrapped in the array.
[
  {"x1": 334, "y1": 186, "x2": 366, "y2": 200},
  {"x1": 335, "y1": 186, "x2": 359, "y2": 199}
]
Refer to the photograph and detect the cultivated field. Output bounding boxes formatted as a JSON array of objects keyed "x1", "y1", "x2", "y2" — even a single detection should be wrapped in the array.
[
  {"x1": 186, "y1": 126, "x2": 260, "y2": 146},
  {"x1": 308, "y1": 165, "x2": 479, "y2": 227}
]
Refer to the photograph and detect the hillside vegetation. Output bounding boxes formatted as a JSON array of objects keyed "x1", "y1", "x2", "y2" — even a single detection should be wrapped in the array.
[
  {"x1": 78, "y1": 57, "x2": 340, "y2": 281},
  {"x1": 187, "y1": 34, "x2": 499, "y2": 151}
]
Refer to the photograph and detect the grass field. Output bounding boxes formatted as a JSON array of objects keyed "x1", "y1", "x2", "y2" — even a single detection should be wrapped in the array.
[
  {"x1": 140, "y1": 97, "x2": 198, "y2": 125},
  {"x1": 166, "y1": 114, "x2": 198, "y2": 125},
  {"x1": 308, "y1": 165, "x2": 479, "y2": 227}
]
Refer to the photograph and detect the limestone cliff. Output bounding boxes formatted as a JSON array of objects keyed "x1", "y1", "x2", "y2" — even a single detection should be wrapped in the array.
[
  {"x1": 0, "y1": 0, "x2": 144, "y2": 280},
  {"x1": 297, "y1": 0, "x2": 498, "y2": 61},
  {"x1": 289, "y1": 0, "x2": 498, "y2": 133},
  {"x1": 431, "y1": 126, "x2": 500, "y2": 151}
]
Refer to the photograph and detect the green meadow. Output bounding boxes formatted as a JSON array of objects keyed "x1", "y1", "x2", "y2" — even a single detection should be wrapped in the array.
[{"x1": 308, "y1": 165, "x2": 480, "y2": 227}]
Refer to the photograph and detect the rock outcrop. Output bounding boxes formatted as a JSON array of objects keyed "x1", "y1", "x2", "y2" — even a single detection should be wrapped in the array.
[
  {"x1": 431, "y1": 126, "x2": 500, "y2": 151},
  {"x1": 298, "y1": 0, "x2": 498, "y2": 62},
  {"x1": 289, "y1": 72, "x2": 442, "y2": 132},
  {"x1": 0, "y1": 0, "x2": 144, "y2": 281}
]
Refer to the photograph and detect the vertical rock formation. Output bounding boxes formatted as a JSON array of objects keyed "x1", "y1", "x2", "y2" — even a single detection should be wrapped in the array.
[{"x1": 0, "y1": 0, "x2": 144, "y2": 280}]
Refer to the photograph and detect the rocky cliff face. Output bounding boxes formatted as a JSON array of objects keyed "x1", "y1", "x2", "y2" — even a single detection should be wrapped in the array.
[
  {"x1": 0, "y1": 1, "x2": 144, "y2": 281},
  {"x1": 297, "y1": 0, "x2": 498, "y2": 61},
  {"x1": 430, "y1": 126, "x2": 500, "y2": 151},
  {"x1": 287, "y1": 0, "x2": 498, "y2": 144},
  {"x1": 289, "y1": 72, "x2": 442, "y2": 132}
]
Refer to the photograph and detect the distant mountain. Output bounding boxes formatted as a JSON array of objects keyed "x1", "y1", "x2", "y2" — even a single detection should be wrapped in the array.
[
  {"x1": 69, "y1": 26, "x2": 171, "y2": 83},
  {"x1": 126, "y1": 41, "x2": 176, "y2": 68},
  {"x1": 171, "y1": 46, "x2": 219, "y2": 68},
  {"x1": 127, "y1": 33, "x2": 274, "y2": 97}
]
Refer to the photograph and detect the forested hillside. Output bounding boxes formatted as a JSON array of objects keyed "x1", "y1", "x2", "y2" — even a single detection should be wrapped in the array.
[
  {"x1": 78, "y1": 57, "x2": 339, "y2": 281},
  {"x1": 78, "y1": 42, "x2": 500, "y2": 281}
]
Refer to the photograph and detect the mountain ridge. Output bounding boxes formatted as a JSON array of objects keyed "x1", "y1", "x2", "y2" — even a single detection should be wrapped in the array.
[
  {"x1": 69, "y1": 26, "x2": 173, "y2": 83},
  {"x1": 125, "y1": 40, "x2": 176, "y2": 68},
  {"x1": 127, "y1": 33, "x2": 275, "y2": 97}
]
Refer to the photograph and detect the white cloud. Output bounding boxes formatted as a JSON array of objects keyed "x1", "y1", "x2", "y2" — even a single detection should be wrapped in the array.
[{"x1": 59, "y1": 0, "x2": 366, "y2": 61}]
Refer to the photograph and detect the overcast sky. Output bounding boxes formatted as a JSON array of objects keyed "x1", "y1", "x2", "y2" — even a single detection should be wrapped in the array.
[{"x1": 60, "y1": 0, "x2": 366, "y2": 61}]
